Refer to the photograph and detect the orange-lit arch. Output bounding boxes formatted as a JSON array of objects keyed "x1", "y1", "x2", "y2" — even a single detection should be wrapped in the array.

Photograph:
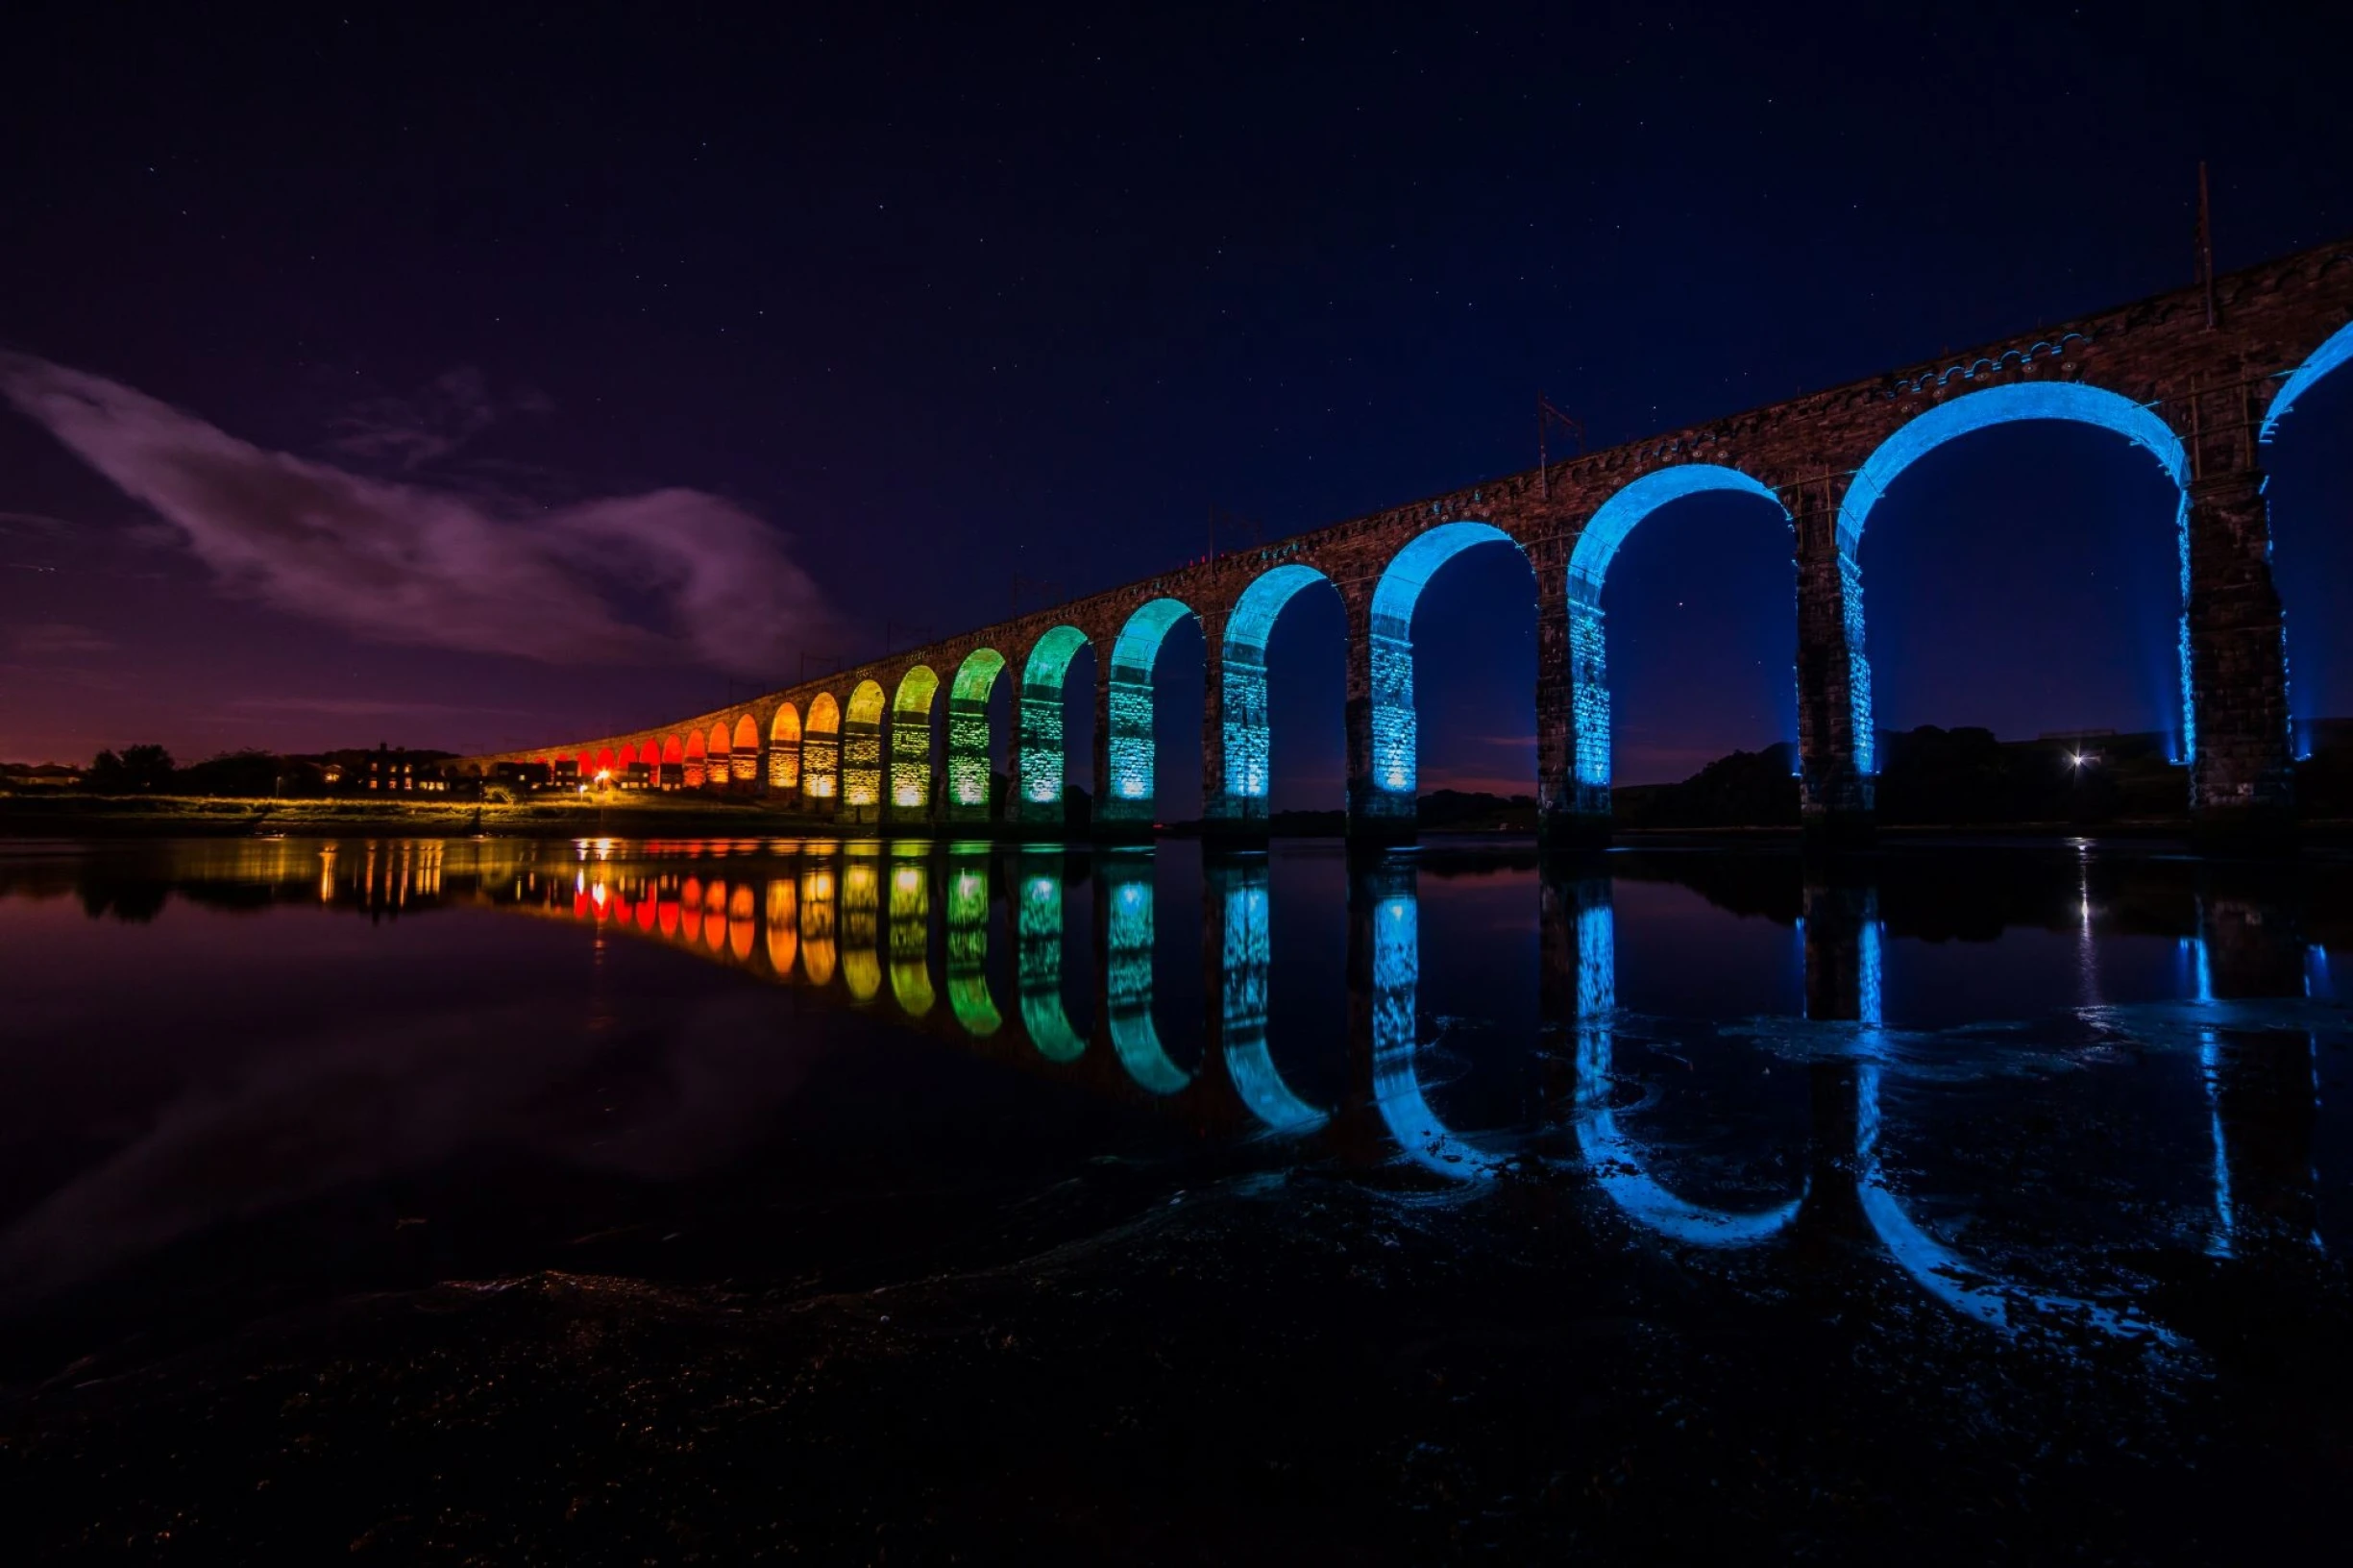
[
  {"x1": 731, "y1": 714, "x2": 759, "y2": 784},
  {"x1": 770, "y1": 702, "x2": 803, "y2": 790},
  {"x1": 684, "y1": 730, "x2": 707, "y2": 788},
  {"x1": 803, "y1": 691, "x2": 842, "y2": 801}
]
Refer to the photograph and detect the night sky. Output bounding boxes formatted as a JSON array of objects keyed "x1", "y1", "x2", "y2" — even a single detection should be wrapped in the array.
[{"x1": 5, "y1": 2, "x2": 2350, "y2": 805}]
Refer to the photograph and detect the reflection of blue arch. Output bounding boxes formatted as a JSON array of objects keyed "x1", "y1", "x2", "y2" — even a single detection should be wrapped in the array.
[
  {"x1": 1567, "y1": 467, "x2": 1789, "y2": 794},
  {"x1": 1104, "y1": 860, "x2": 1189, "y2": 1094},
  {"x1": 1217, "y1": 861, "x2": 1326, "y2": 1132},
  {"x1": 1853, "y1": 919, "x2": 2163, "y2": 1338},
  {"x1": 1835, "y1": 384, "x2": 2194, "y2": 773},
  {"x1": 1367, "y1": 879, "x2": 1508, "y2": 1178},
  {"x1": 1016, "y1": 863, "x2": 1086, "y2": 1062},
  {"x1": 2263, "y1": 320, "x2": 2353, "y2": 441},
  {"x1": 1366, "y1": 523, "x2": 1529, "y2": 807},
  {"x1": 1222, "y1": 565, "x2": 1336, "y2": 805},
  {"x1": 1105, "y1": 599, "x2": 1196, "y2": 818},
  {"x1": 1571, "y1": 890, "x2": 1804, "y2": 1244},
  {"x1": 1018, "y1": 625, "x2": 1090, "y2": 813}
]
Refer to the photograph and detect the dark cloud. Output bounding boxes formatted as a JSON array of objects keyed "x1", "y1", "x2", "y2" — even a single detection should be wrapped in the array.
[
  {"x1": 325, "y1": 365, "x2": 552, "y2": 470},
  {"x1": 0, "y1": 353, "x2": 831, "y2": 675}
]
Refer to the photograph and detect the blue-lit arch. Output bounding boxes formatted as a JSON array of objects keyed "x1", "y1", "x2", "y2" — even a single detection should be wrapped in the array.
[
  {"x1": 1837, "y1": 383, "x2": 2194, "y2": 772},
  {"x1": 1566, "y1": 466, "x2": 1790, "y2": 796},
  {"x1": 1105, "y1": 598, "x2": 1198, "y2": 821},
  {"x1": 1221, "y1": 564, "x2": 1337, "y2": 807},
  {"x1": 1017, "y1": 625, "x2": 1090, "y2": 816},
  {"x1": 1366, "y1": 523, "x2": 1528, "y2": 806},
  {"x1": 1103, "y1": 858, "x2": 1189, "y2": 1093},
  {"x1": 2263, "y1": 319, "x2": 2353, "y2": 442},
  {"x1": 1216, "y1": 860, "x2": 1327, "y2": 1133},
  {"x1": 1571, "y1": 889, "x2": 1804, "y2": 1245}
]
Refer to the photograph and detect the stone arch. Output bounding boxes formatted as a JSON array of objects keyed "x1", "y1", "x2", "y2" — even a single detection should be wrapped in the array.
[
  {"x1": 1105, "y1": 599, "x2": 1198, "y2": 823},
  {"x1": 802, "y1": 693, "x2": 841, "y2": 803},
  {"x1": 683, "y1": 729, "x2": 707, "y2": 787},
  {"x1": 842, "y1": 680, "x2": 888, "y2": 812},
  {"x1": 1017, "y1": 625, "x2": 1091, "y2": 821},
  {"x1": 731, "y1": 714, "x2": 759, "y2": 783},
  {"x1": 2263, "y1": 318, "x2": 2353, "y2": 442},
  {"x1": 946, "y1": 649, "x2": 1007, "y2": 820},
  {"x1": 1364, "y1": 522, "x2": 1532, "y2": 818},
  {"x1": 595, "y1": 746, "x2": 617, "y2": 776},
  {"x1": 662, "y1": 733, "x2": 685, "y2": 787},
  {"x1": 1221, "y1": 564, "x2": 1338, "y2": 814},
  {"x1": 1566, "y1": 466, "x2": 1792, "y2": 810},
  {"x1": 706, "y1": 722, "x2": 733, "y2": 790},
  {"x1": 1836, "y1": 382, "x2": 2193, "y2": 772},
  {"x1": 769, "y1": 702, "x2": 803, "y2": 791},
  {"x1": 890, "y1": 666, "x2": 941, "y2": 820}
]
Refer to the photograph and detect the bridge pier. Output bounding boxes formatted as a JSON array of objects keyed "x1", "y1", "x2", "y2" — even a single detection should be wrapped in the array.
[
  {"x1": 2185, "y1": 464, "x2": 2296, "y2": 845},
  {"x1": 1791, "y1": 478, "x2": 1876, "y2": 845},
  {"x1": 1342, "y1": 589, "x2": 1417, "y2": 842}
]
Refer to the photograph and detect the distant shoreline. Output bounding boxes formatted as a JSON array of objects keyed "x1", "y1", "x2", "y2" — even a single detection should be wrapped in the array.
[{"x1": 4, "y1": 792, "x2": 2347, "y2": 845}]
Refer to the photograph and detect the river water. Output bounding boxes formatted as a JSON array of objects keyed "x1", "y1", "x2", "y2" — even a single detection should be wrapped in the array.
[{"x1": 2, "y1": 835, "x2": 2348, "y2": 1559}]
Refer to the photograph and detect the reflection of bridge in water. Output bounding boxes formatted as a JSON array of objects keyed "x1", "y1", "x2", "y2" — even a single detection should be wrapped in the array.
[{"x1": 59, "y1": 836, "x2": 2329, "y2": 1338}]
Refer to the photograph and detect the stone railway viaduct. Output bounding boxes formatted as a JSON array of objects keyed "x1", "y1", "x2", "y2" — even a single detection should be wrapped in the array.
[{"x1": 452, "y1": 239, "x2": 2353, "y2": 842}]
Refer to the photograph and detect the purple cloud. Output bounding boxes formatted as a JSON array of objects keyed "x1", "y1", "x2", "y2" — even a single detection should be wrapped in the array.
[{"x1": 0, "y1": 352, "x2": 830, "y2": 675}]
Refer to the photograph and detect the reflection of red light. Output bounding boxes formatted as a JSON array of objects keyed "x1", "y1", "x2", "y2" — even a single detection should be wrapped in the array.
[
  {"x1": 573, "y1": 891, "x2": 592, "y2": 919},
  {"x1": 635, "y1": 896, "x2": 657, "y2": 932},
  {"x1": 657, "y1": 898, "x2": 678, "y2": 936}
]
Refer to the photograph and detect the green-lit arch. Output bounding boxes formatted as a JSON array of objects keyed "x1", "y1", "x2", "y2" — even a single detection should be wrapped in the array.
[
  {"x1": 1104, "y1": 598, "x2": 1197, "y2": 823},
  {"x1": 947, "y1": 649, "x2": 1007, "y2": 815},
  {"x1": 889, "y1": 667, "x2": 940, "y2": 819},
  {"x1": 1017, "y1": 625, "x2": 1091, "y2": 820}
]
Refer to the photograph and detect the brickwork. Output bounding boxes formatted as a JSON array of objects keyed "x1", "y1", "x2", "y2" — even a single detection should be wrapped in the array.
[{"x1": 448, "y1": 240, "x2": 2353, "y2": 838}]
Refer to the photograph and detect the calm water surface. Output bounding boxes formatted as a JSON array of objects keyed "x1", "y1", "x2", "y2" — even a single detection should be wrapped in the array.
[{"x1": 2, "y1": 835, "x2": 2349, "y2": 1558}]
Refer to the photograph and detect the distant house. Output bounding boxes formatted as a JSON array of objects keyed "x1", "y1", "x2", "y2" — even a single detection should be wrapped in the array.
[{"x1": 0, "y1": 763, "x2": 84, "y2": 790}]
